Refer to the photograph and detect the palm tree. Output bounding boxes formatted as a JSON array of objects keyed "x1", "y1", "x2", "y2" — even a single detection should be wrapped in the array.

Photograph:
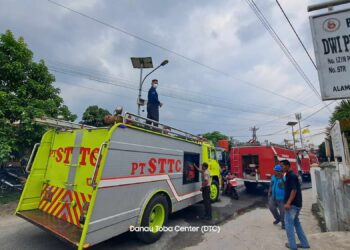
[{"x1": 329, "y1": 100, "x2": 350, "y2": 124}]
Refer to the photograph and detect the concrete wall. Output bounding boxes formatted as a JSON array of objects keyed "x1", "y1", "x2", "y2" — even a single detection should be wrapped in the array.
[{"x1": 313, "y1": 164, "x2": 350, "y2": 231}]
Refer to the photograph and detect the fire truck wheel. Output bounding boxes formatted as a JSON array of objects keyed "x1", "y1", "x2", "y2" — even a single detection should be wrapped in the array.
[
  {"x1": 137, "y1": 194, "x2": 169, "y2": 243},
  {"x1": 210, "y1": 180, "x2": 219, "y2": 203},
  {"x1": 244, "y1": 182, "x2": 257, "y2": 193}
]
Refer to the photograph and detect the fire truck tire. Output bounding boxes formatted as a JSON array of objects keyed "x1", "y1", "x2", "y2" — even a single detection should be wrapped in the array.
[
  {"x1": 244, "y1": 182, "x2": 257, "y2": 193},
  {"x1": 137, "y1": 194, "x2": 169, "y2": 243},
  {"x1": 210, "y1": 180, "x2": 219, "y2": 203}
]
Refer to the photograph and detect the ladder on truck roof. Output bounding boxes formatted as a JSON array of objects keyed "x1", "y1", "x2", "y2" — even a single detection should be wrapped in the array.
[
  {"x1": 34, "y1": 117, "x2": 96, "y2": 130},
  {"x1": 124, "y1": 112, "x2": 205, "y2": 144}
]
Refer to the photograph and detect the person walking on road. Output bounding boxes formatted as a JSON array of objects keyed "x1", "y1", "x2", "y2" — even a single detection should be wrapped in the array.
[
  {"x1": 268, "y1": 164, "x2": 286, "y2": 229},
  {"x1": 194, "y1": 162, "x2": 212, "y2": 220},
  {"x1": 280, "y1": 160, "x2": 310, "y2": 250},
  {"x1": 146, "y1": 79, "x2": 162, "y2": 127}
]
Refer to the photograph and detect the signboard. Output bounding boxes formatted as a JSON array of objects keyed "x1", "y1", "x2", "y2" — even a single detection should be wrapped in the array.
[
  {"x1": 310, "y1": 9, "x2": 350, "y2": 100},
  {"x1": 330, "y1": 121, "x2": 345, "y2": 159}
]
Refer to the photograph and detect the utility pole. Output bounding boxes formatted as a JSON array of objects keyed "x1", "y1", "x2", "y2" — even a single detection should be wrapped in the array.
[
  {"x1": 295, "y1": 113, "x2": 303, "y2": 148},
  {"x1": 249, "y1": 126, "x2": 259, "y2": 143},
  {"x1": 287, "y1": 121, "x2": 298, "y2": 150}
]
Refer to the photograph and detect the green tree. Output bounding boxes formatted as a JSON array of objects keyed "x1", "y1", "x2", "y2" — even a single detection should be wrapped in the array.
[
  {"x1": 80, "y1": 105, "x2": 111, "y2": 127},
  {"x1": 329, "y1": 99, "x2": 350, "y2": 124},
  {"x1": 0, "y1": 30, "x2": 76, "y2": 161},
  {"x1": 201, "y1": 131, "x2": 228, "y2": 146}
]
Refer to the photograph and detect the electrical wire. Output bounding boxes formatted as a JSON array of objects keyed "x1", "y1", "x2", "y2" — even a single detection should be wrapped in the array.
[
  {"x1": 275, "y1": 0, "x2": 318, "y2": 70},
  {"x1": 47, "y1": 0, "x2": 314, "y2": 108},
  {"x1": 50, "y1": 66, "x2": 292, "y2": 117},
  {"x1": 46, "y1": 61, "x2": 288, "y2": 115},
  {"x1": 246, "y1": 0, "x2": 321, "y2": 99}
]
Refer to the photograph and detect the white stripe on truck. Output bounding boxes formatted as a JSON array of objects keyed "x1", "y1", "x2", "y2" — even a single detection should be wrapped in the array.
[{"x1": 98, "y1": 174, "x2": 202, "y2": 201}]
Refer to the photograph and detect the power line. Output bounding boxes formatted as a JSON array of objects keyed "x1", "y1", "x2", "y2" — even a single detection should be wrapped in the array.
[
  {"x1": 302, "y1": 100, "x2": 336, "y2": 121},
  {"x1": 247, "y1": 0, "x2": 336, "y2": 115},
  {"x1": 47, "y1": 0, "x2": 313, "y2": 108},
  {"x1": 275, "y1": 0, "x2": 318, "y2": 70},
  {"x1": 49, "y1": 66, "x2": 293, "y2": 117},
  {"x1": 246, "y1": 0, "x2": 321, "y2": 100},
  {"x1": 46, "y1": 61, "x2": 287, "y2": 115},
  {"x1": 53, "y1": 72, "x2": 326, "y2": 134}
]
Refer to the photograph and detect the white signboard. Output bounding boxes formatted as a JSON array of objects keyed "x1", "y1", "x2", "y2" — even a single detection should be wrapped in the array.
[
  {"x1": 330, "y1": 121, "x2": 345, "y2": 159},
  {"x1": 310, "y1": 9, "x2": 350, "y2": 100}
]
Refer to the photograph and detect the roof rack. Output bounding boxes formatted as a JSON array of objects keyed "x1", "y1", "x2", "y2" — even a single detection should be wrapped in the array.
[
  {"x1": 34, "y1": 117, "x2": 96, "y2": 130},
  {"x1": 233, "y1": 142, "x2": 262, "y2": 147},
  {"x1": 123, "y1": 112, "x2": 205, "y2": 144}
]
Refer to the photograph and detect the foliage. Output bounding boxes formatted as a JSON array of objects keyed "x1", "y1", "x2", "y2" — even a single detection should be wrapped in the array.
[
  {"x1": 0, "y1": 30, "x2": 76, "y2": 161},
  {"x1": 329, "y1": 99, "x2": 350, "y2": 124},
  {"x1": 80, "y1": 105, "x2": 111, "y2": 127},
  {"x1": 201, "y1": 131, "x2": 228, "y2": 146}
]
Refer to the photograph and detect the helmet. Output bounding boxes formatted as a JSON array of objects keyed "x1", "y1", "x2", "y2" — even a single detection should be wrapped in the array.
[{"x1": 274, "y1": 164, "x2": 283, "y2": 172}]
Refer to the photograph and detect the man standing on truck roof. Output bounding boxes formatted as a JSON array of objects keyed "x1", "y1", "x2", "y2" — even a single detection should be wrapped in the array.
[
  {"x1": 194, "y1": 162, "x2": 212, "y2": 220},
  {"x1": 268, "y1": 164, "x2": 285, "y2": 229},
  {"x1": 146, "y1": 79, "x2": 162, "y2": 127},
  {"x1": 280, "y1": 160, "x2": 310, "y2": 250}
]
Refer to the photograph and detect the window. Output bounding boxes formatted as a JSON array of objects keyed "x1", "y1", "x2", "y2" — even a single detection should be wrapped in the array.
[
  {"x1": 183, "y1": 152, "x2": 200, "y2": 184},
  {"x1": 242, "y1": 154, "x2": 259, "y2": 176},
  {"x1": 211, "y1": 149, "x2": 217, "y2": 160}
]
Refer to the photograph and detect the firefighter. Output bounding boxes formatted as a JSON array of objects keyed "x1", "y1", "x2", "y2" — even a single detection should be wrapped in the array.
[
  {"x1": 194, "y1": 162, "x2": 212, "y2": 220},
  {"x1": 146, "y1": 79, "x2": 162, "y2": 127}
]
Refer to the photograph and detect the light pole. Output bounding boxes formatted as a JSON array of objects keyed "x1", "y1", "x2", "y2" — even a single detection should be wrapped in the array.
[
  {"x1": 287, "y1": 121, "x2": 298, "y2": 150},
  {"x1": 295, "y1": 113, "x2": 304, "y2": 148},
  {"x1": 131, "y1": 57, "x2": 168, "y2": 116}
]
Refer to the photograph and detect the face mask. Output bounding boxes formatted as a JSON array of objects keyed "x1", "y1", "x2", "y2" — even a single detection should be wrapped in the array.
[{"x1": 153, "y1": 83, "x2": 158, "y2": 89}]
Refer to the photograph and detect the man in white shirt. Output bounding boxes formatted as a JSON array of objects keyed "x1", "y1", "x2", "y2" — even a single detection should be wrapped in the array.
[{"x1": 194, "y1": 162, "x2": 212, "y2": 220}]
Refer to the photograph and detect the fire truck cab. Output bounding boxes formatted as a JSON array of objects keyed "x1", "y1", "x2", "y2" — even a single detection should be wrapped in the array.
[
  {"x1": 16, "y1": 113, "x2": 221, "y2": 249},
  {"x1": 230, "y1": 144, "x2": 298, "y2": 191},
  {"x1": 296, "y1": 150, "x2": 319, "y2": 181}
]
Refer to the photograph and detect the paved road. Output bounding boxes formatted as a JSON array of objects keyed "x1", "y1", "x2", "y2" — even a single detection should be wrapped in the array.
[{"x1": 0, "y1": 181, "x2": 312, "y2": 250}]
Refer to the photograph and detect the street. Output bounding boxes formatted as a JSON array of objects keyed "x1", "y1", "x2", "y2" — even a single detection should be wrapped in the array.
[{"x1": 0, "y1": 183, "x2": 312, "y2": 250}]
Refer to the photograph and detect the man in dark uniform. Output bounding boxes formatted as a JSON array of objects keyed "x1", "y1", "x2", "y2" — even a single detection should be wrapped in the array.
[{"x1": 146, "y1": 79, "x2": 162, "y2": 127}]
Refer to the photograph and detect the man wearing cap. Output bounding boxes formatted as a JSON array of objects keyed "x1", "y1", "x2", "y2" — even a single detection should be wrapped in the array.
[
  {"x1": 268, "y1": 164, "x2": 286, "y2": 229},
  {"x1": 146, "y1": 79, "x2": 162, "y2": 127}
]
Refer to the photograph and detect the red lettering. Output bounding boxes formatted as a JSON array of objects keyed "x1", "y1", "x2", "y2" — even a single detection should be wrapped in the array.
[
  {"x1": 131, "y1": 162, "x2": 138, "y2": 175},
  {"x1": 148, "y1": 158, "x2": 157, "y2": 174},
  {"x1": 63, "y1": 147, "x2": 73, "y2": 164},
  {"x1": 89, "y1": 148, "x2": 99, "y2": 166},
  {"x1": 79, "y1": 147, "x2": 91, "y2": 166},
  {"x1": 139, "y1": 163, "x2": 146, "y2": 175},
  {"x1": 175, "y1": 160, "x2": 182, "y2": 172},
  {"x1": 167, "y1": 159, "x2": 175, "y2": 173},
  {"x1": 55, "y1": 147, "x2": 63, "y2": 162},
  {"x1": 158, "y1": 158, "x2": 167, "y2": 173}
]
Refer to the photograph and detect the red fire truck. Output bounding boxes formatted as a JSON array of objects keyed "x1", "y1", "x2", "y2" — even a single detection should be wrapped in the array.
[
  {"x1": 230, "y1": 144, "x2": 298, "y2": 191},
  {"x1": 296, "y1": 150, "x2": 319, "y2": 181}
]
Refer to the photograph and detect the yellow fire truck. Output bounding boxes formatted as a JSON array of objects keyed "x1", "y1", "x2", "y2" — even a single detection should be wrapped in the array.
[{"x1": 16, "y1": 112, "x2": 221, "y2": 249}]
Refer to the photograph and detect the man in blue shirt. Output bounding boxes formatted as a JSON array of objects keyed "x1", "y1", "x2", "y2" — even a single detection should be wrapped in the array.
[
  {"x1": 146, "y1": 79, "x2": 162, "y2": 127},
  {"x1": 268, "y1": 164, "x2": 285, "y2": 229}
]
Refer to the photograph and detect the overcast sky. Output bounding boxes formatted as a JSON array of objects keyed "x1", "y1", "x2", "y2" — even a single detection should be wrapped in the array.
[{"x1": 1, "y1": 0, "x2": 347, "y2": 147}]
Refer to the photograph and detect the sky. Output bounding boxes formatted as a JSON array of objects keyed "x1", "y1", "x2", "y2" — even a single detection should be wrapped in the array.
[{"x1": 1, "y1": 0, "x2": 348, "y2": 147}]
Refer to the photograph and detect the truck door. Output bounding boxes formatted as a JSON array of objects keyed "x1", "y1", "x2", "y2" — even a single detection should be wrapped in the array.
[{"x1": 38, "y1": 129, "x2": 108, "y2": 228}]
